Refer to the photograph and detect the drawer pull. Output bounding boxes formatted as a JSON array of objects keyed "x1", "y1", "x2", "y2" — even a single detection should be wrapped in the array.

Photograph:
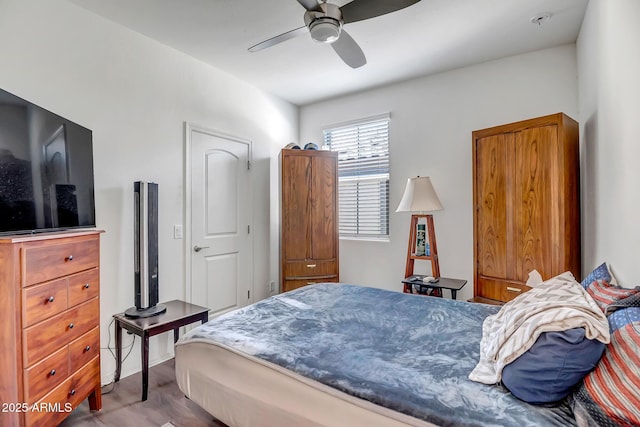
[
  {"x1": 84, "y1": 345, "x2": 91, "y2": 352},
  {"x1": 307, "y1": 282, "x2": 316, "y2": 285},
  {"x1": 506, "y1": 287, "x2": 522, "y2": 293},
  {"x1": 47, "y1": 296, "x2": 55, "y2": 303},
  {"x1": 306, "y1": 264, "x2": 317, "y2": 268},
  {"x1": 68, "y1": 323, "x2": 75, "y2": 329},
  {"x1": 84, "y1": 283, "x2": 91, "y2": 289},
  {"x1": 66, "y1": 255, "x2": 74, "y2": 261},
  {"x1": 49, "y1": 369, "x2": 56, "y2": 376},
  {"x1": 69, "y1": 389, "x2": 76, "y2": 396}
]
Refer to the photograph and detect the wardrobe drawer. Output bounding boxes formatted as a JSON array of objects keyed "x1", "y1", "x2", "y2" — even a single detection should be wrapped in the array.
[
  {"x1": 23, "y1": 278, "x2": 69, "y2": 328},
  {"x1": 477, "y1": 277, "x2": 531, "y2": 303},
  {"x1": 68, "y1": 268, "x2": 100, "y2": 307},
  {"x1": 284, "y1": 260, "x2": 337, "y2": 278},
  {"x1": 26, "y1": 357, "x2": 100, "y2": 427},
  {"x1": 24, "y1": 298, "x2": 99, "y2": 367},
  {"x1": 26, "y1": 376, "x2": 72, "y2": 427},
  {"x1": 24, "y1": 346, "x2": 69, "y2": 405},
  {"x1": 69, "y1": 327, "x2": 100, "y2": 373},
  {"x1": 23, "y1": 237, "x2": 99, "y2": 286}
]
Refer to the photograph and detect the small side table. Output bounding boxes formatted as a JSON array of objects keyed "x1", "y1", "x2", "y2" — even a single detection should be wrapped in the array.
[
  {"x1": 402, "y1": 275, "x2": 467, "y2": 300},
  {"x1": 113, "y1": 299, "x2": 209, "y2": 401}
]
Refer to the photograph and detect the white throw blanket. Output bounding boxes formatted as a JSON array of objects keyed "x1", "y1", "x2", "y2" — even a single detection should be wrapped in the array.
[{"x1": 469, "y1": 272, "x2": 610, "y2": 384}]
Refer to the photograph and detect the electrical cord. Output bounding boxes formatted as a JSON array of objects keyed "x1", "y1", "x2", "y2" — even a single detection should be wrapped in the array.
[{"x1": 100, "y1": 317, "x2": 137, "y2": 395}]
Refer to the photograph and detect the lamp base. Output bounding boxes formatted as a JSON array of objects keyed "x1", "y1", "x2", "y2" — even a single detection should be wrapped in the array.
[{"x1": 404, "y1": 214, "x2": 440, "y2": 293}]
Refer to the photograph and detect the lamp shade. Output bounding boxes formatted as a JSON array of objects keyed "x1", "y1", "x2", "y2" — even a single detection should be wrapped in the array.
[{"x1": 396, "y1": 176, "x2": 443, "y2": 213}]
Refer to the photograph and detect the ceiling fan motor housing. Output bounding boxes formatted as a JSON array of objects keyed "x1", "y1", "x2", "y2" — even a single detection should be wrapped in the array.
[{"x1": 304, "y1": 3, "x2": 343, "y2": 44}]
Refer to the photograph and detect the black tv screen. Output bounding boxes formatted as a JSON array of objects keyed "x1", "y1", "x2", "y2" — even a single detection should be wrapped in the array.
[{"x1": 0, "y1": 88, "x2": 95, "y2": 235}]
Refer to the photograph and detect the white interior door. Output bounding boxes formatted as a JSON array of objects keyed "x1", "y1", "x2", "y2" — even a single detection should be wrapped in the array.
[{"x1": 186, "y1": 124, "x2": 252, "y2": 316}]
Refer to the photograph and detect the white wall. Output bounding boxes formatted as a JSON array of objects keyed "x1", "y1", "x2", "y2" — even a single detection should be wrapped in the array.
[
  {"x1": 577, "y1": 0, "x2": 640, "y2": 285},
  {"x1": 0, "y1": 0, "x2": 297, "y2": 383},
  {"x1": 300, "y1": 45, "x2": 579, "y2": 301}
]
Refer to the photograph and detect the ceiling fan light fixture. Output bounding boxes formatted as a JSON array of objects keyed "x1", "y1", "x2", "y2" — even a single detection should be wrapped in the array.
[{"x1": 309, "y1": 17, "x2": 342, "y2": 43}]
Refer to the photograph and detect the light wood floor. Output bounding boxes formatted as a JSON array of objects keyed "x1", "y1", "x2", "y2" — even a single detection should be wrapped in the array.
[{"x1": 59, "y1": 358, "x2": 227, "y2": 427}]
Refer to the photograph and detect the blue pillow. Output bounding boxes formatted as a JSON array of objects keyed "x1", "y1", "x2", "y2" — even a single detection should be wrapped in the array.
[
  {"x1": 609, "y1": 307, "x2": 640, "y2": 332},
  {"x1": 502, "y1": 328, "x2": 605, "y2": 404},
  {"x1": 580, "y1": 263, "x2": 612, "y2": 289}
]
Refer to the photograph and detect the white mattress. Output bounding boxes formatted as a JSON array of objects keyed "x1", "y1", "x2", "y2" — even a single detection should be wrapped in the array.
[{"x1": 175, "y1": 340, "x2": 438, "y2": 427}]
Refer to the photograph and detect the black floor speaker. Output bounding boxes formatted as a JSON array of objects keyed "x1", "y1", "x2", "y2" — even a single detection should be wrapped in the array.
[{"x1": 125, "y1": 181, "x2": 166, "y2": 318}]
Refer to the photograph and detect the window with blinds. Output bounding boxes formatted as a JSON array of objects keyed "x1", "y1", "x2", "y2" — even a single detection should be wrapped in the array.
[{"x1": 324, "y1": 115, "x2": 389, "y2": 239}]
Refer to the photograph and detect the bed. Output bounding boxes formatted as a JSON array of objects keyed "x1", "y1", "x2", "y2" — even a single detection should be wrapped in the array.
[{"x1": 175, "y1": 283, "x2": 583, "y2": 426}]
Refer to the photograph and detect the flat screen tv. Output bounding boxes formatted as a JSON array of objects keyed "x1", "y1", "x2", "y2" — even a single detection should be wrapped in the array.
[{"x1": 0, "y1": 88, "x2": 95, "y2": 235}]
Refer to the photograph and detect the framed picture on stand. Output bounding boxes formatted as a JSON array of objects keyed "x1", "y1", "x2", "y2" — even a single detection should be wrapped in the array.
[{"x1": 416, "y1": 223, "x2": 426, "y2": 256}]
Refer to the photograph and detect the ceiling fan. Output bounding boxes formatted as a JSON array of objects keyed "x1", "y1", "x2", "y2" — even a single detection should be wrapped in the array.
[{"x1": 248, "y1": 0, "x2": 422, "y2": 68}]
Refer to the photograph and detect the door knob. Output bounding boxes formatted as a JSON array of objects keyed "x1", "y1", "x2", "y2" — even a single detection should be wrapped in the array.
[{"x1": 193, "y1": 245, "x2": 210, "y2": 253}]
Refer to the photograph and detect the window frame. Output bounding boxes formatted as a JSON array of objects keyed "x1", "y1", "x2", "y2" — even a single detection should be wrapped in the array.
[{"x1": 323, "y1": 113, "x2": 390, "y2": 241}]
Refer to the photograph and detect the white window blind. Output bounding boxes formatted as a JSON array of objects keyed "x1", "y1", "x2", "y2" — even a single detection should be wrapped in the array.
[{"x1": 324, "y1": 115, "x2": 389, "y2": 239}]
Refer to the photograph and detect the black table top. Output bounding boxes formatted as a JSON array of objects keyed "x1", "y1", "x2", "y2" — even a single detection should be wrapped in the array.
[
  {"x1": 113, "y1": 299, "x2": 209, "y2": 330},
  {"x1": 402, "y1": 275, "x2": 467, "y2": 291}
]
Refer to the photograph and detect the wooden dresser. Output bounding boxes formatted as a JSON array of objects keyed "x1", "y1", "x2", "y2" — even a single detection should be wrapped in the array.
[
  {"x1": 472, "y1": 113, "x2": 580, "y2": 304},
  {"x1": 0, "y1": 230, "x2": 102, "y2": 427},
  {"x1": 280, "y1": 149, "x2": 339, "y2": 292}
]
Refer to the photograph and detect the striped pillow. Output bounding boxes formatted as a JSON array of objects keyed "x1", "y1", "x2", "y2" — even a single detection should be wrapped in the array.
[
  {"x1": 581, "y1": 263, "x2": 615, "y2": 289},
  {"x1": 572, "y1": 322, "x2": 640, "y2": 426},
  {"x1": 586, "y1": 280, "x2": 640, "y2": 314},
  {"x1": 609, "y1": 307, "x2": 640, "y2": 333}
]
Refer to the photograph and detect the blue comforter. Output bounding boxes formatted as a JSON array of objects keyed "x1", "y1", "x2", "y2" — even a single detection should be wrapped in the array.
[{"x1": 179, "y1": 283, "x2": 576, "y2": 426}]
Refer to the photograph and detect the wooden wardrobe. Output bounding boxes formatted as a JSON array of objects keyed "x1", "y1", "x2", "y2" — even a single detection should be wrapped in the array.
[
  {"x1": 472, "y1": 113, "x2": 580, "y2": 304},
  {"x1": 280, "y1": 149, "x2": 339, "y2": 292}
]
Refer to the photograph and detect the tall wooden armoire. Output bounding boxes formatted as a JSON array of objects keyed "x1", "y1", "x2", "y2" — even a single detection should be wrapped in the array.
[
  {"x1": 280, "y1": 149, "x2": 339, "y2": 292},
  {"x1": 472, "y1": 113, "x2": 580, "y2": 304}
]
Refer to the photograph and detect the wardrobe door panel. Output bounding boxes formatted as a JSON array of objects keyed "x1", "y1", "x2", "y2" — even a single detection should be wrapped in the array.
[
  {"x1": 310, "y1": 155, "x2": 338, "y2": 260},
  {"x1": 476, "y1": 133, "x2": 512, "y2": 280},
  {"x1": 514, "y1": 125, "x2": 557, "y2": 281},
  {"x1": 282, "y1": 155, "x2": 312, "y2": 261}
]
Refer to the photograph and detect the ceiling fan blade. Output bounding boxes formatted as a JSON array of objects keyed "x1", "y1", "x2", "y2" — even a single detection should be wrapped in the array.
[
  {"x1": 248, "y1": 26, "x2": 308, "y2": 52},
  {"x1": 340, "y1": 0, "x2": 422, "y2": 24},
  {"x1": 331, "y1": 30, "x2": 366, "y2": 68},
  {"x1": 297, "y1": 0, "x2": 322, "y2": 12}
]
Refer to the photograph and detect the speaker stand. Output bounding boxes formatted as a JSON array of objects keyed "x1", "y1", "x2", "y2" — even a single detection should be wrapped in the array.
[{"x1": 124, "y1": 304, "x2": 167, "y2": 319}]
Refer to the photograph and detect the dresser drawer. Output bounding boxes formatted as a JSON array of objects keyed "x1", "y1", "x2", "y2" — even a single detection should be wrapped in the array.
[
  {"x1": 23, "y1": 237, "x2": 99, "y2": 286},
  {"x1": 283, "y1": 278, "x2": 337, "y2": 293},
  {"x1": 23, "y1": 278, "x2": 69, "y2": 328},
  {"x1": 24, "y1": 298, "x2": 99, "y2": 367},
  {"x1": 68, "y1": 268, "x2": 100, "y2": 307},
  {"x1": 24, "y1": 346, "x2": 69, "y2": 405},
  {"x1": 26, "y1": 356, "x2": 100, "y2": 427},
  {"x1": 284, "y1": 260, "x2": 337, "y2": 279},
  {"x1": 69, "y1": 327, "x2": 100, "y2": 373},
  {"x1": 477, "y1": 277, "x2": 531, "y2": 302}
]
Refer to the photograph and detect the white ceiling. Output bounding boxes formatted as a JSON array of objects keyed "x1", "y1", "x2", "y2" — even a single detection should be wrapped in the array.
[{"x1": 68, "y1": 0, "x2": 589, "y2": 106}]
